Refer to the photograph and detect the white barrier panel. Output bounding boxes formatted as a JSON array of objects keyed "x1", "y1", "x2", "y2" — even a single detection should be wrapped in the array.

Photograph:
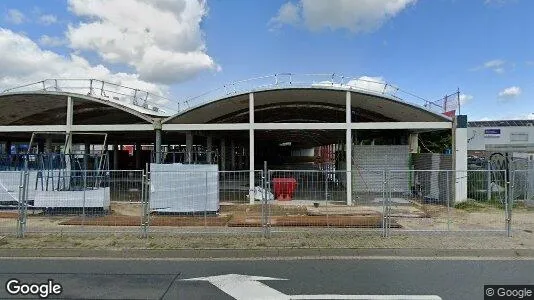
[
  {"x1": 0, "y1": 171, "x2": 110, "y2": 209},
  {"x1": 34, "y1": 188, "x2": 111, "y2": 209},
  {"x1": 150, "y1": 164, "x2": 219, "y2": 213}
]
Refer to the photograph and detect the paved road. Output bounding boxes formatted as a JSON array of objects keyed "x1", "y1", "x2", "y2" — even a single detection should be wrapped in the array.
[{"x1": 0, "y1": 257, "x2": 532, "y2": 299}]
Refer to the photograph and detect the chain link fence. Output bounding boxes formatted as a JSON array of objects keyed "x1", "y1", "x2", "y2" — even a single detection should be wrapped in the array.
[{"x1": 2, "y1": 168, "x2": 533, "y2": 238}]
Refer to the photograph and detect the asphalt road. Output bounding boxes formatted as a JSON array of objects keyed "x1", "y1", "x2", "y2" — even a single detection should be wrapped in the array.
[{"x1": 0, "y1": 257, "x2": 532, "y2": 300}]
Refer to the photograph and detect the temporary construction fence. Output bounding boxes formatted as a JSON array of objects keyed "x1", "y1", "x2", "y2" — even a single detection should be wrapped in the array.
[{"x1": 1, "y1": 168, "x2": 532, "y2": 238}]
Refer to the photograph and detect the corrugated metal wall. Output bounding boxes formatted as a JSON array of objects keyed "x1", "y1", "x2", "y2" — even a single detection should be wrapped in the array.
[
  {"x1": 412, "y1": 153, "x2": 453, "y2": 203},
  {"x1": 352, "y1": 145, "x2": 410, "y2": 193}
]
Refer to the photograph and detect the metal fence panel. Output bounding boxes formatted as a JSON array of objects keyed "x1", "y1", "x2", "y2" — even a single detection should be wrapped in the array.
[
  {"x1": 511, "y1": 170, "x2": 534, "y2": 235},
  {"x1": 20, "y1": 170, "x2": 143, "y2": 234},
  {"x1": 264, "y1": 170, "x2": 385, "y2": 234},
  {"x1": 146, "y1": 170, "x2": 264, "y2": 234},
  {"x1": 9, "y1": 166, "x2": 534, "y2": 238},
  {"x1": 387, "y1": 170, "x2": 507, "y2": 234},
  {"x1": 0, "y1": 171, "x2": 24, "y2": 235}
]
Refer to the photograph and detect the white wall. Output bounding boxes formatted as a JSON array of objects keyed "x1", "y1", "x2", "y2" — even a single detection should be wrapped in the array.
[{"x1": 468, "y1": 126, "x2": 534, "y2": 151}]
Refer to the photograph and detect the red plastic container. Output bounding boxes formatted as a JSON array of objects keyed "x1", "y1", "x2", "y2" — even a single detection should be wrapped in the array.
[{"x1": 272, "y1": 178, "x2": 297, "y2": 201}]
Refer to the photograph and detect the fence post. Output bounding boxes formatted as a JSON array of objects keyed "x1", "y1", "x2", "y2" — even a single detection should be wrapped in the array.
[
  {"x1": 262, "y1": 161, "x2": 271, "y2": 238},
  {"x1": 82, "y1": 170, "x2": 87, "y2": 229},
  {"x1": 325, "y1": 169, "x2": 329, "y2": 228},
  {"x1": 204, "y1": 171, "x2": 208, "y2": 228},
  {"x1": 141, "y1": 173, "x2": 147, "y2": 238},
  {"x1": 504, "y1": 170, "x2": 511, "y2": 237},
  {"x1": 506, "y1": 169, "x2": 513, "y2": 237},
  {"x1": 382, "y1": 171, "x2": 389, "y2": 237},
  {"x1": 17, "y1": 171, "x2": 29, "y2": 238},
  {"x1": 16, "y1": 171, "x2": 25, "y2": 238},
  {"x1": 487, "y1": 163, "x2": 492, "y2": 201},
  {"x1": 446, "y1": 170, "x2": 451, "y2": 231}
]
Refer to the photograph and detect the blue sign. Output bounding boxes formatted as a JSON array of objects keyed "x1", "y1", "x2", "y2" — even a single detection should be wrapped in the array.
[
  {"x1": 484, "y1": 128, "x2": 501, "y2": 138},
  {"x1": 484, "y1": 129, "x2": 501, "y2": 135}
]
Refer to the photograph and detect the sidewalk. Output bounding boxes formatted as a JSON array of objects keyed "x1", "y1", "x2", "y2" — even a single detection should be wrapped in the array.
[{"x1": 1, "y1": 230, "x2": 533, "y2": 258}]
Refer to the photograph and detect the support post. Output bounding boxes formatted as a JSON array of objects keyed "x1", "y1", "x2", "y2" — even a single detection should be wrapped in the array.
[
  {"x1": 113, "y1": 144, "x2": 119, "y2": 170},
  {"x1": 65, "y1": 96, "x2": 73, "y2": 175},
  {"x1": 345, "y1": 91, "x2": 352, "y2": 206},
  {"x1": 220, "y1": 139, "x2": 226, "y2": 171},
  {"x1": 84, "y1": 141, "x2": 90, "y2": 170},
  {"x1": 408, "y1": 133, "x2": 419, "y2": 153},
  {"x1": 230, "y1": 139, "x2": 236, "y2": 170},
  {"x1": 206, "y1": 136, "x2": 213, "y2": 164},
  {"x1": 186, "y1": 131, "x2": 193, "y2": 164},
  {"x1": 453, "y1": 115, "x2": 468, "y2": 203},
  {"x1": 249, "y1": 92, "x2": 255, "y2": 204},
  {"x1": 5, "y1": 141, "x2": 12, "y2": 155},
  {"x1": 45, "y1": 138, "x2": 52, "y2": 153},
  {"x1": 37, "y1": 139, "x2": 45, "y2": 154},
  {"x1": 155, "y1": 129, "x2": 162, "y2": 164},
  {"x1": 135, "y1": 142, "x2": 142, "y2": 169}
]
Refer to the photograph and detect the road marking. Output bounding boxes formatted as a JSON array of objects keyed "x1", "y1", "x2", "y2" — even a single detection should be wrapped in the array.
[
  {"x1": 184, "y1": 274, "x2": 288, "y2": 299},
  {"x1": 183, "y1": 274, "x2": 442, "y2": 300}
]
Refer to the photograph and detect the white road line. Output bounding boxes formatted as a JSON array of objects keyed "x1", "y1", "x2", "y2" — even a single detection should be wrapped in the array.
[
  {"x1": 290, "y1": 296, "x2": 442, "y2": 299},
  {"x1": 183, "y1": 274, "x2": 443, "y2": 300},
  {"x1": 183, "y1": 274, "x2": 288, "y2": 300}
]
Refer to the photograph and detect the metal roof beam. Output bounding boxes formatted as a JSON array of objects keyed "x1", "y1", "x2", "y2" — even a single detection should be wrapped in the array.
[{"x1": 162, "y1": 122, "x2": 452, "y2": 131}]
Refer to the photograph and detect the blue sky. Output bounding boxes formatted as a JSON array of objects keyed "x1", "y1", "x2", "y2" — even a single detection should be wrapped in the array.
[{"x1": 0, "y1": 0, "x2": 532, "y2": 120}]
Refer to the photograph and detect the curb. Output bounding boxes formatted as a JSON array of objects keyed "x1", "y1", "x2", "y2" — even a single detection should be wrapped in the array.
[{"x1": 0, "y1": 248, "x2": 533, "y2": 259}]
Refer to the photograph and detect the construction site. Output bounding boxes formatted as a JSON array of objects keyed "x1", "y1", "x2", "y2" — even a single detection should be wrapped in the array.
[{"x1": 0, "y1": 74, "x2": 531, "y2": 237}]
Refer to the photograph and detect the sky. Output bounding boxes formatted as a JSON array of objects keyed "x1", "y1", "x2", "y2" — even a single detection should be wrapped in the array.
[{"x1": 0, "y1": 0, "x2": 532, "y2": 121}]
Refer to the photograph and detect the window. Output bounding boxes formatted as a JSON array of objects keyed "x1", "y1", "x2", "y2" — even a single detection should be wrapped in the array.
[{"x1": 510, "y1": 133, "x2": 528, "y2": 142}]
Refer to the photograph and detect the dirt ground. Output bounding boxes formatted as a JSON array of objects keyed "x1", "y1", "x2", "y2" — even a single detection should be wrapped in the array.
[{"x1": 0, "y1": 200, "x2": 532, "y2": 233}]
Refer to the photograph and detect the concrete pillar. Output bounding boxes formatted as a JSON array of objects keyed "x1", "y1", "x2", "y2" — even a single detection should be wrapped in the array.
[
  {"x1": 135, "y1": 142, "x2": 141, "y2": 169},
  {"x1": 453, "y1": 115, "x2": 468, "y2": 203},
  {"x1": 113, "y1": 144, "x2": 119, "y2": 170},
  {"x1": 345, "y1": 91, "x2": 352, "y2": 206},
  {"x1": 155, "y1": 129, "x2": 162, "y2": 164},
  {"x1": 186, "y1": 131, "x2": 193, "y2": 164},
  {"x1": 5, "y1": 141, "x2": 12, "y2": 155},
  {"x1": 37, "y1": 139, "x2": 45, "y2": 154},
  {"x1": 408, "y1": 133, "x2": 419, "y2": 153},
  {"x1": 206, "y1": 136, "x2": 213, "y2": 164},
  {"x1": 230, "y1": 140, "x2": 236, "y2": 170},
  {"x1": 84, "y1": 142, "x2": 90, "y2": 170},
  {"x1": 237, "y1": 145, "x2": 243, "y2": 170},
  {"x1": 220, "y1": 139, "x2": 226, "y2": 171},
  {"x1": 249, "y1": 92, "x2": 255, "y2": 204},
  {"x1": 45, "y1": 138, "x2": 53, "y2": 153},
  {"x1": 65, "y1": 96, "x2": 73, "y2": 175}
]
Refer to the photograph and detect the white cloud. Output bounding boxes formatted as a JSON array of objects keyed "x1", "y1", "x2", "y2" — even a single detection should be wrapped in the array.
[
  {"x1": 66, "y1": 0, "x2": 218, "y2": 84},
  {"x1": 485, "y1": 0, "x2": 516, "y2": 6},
  {"x1": 459, "y1": 94, "x2": 473, "y2": 105},
  {"x1": 0, "y1": 28, "x2": 167, "y2": 98},
  {"x1": 271, "y1": 0, "x2": 416, "y2": 33},
  {"x1": 498, "y1": 86, "x2": 521, "y2": 99},
  {"x1": 269, "y1": 2, "x2": 301, "y2": 30},
  {"x1": 39, "y1": 14, "x2": 57, "y2": 25},
  {"x1": 38, "y1": 35, "x2": 66, "y2": 47},
  {"x1": 346, "y1": 76, "x2": 397, "y2": 94},
  {"x1": 472, "y1": 59, "x2": 506, "y2": 73},
  {"x1": 310, "y1": 75, "x2": 396, "y2": 94},
  {"x1": 4, "y1": 9, "x2": 25, "y2": 24},
  {"x1": 476, "y1": 113, "x2": 534, "y2": 121}
]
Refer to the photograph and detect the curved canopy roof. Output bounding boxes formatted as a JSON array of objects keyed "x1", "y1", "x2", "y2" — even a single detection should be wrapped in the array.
[
  {"x1": 0, "y1": 91, "x2": 155, "y2": 125},
  {"x1": 164, "y1": 87, "x2": 452, "y2": 124}
]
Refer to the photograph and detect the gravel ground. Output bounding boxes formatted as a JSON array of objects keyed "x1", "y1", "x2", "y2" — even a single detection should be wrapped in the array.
[{"x1": 0, "y1": 230, "x2": 532, "y2": 250}]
